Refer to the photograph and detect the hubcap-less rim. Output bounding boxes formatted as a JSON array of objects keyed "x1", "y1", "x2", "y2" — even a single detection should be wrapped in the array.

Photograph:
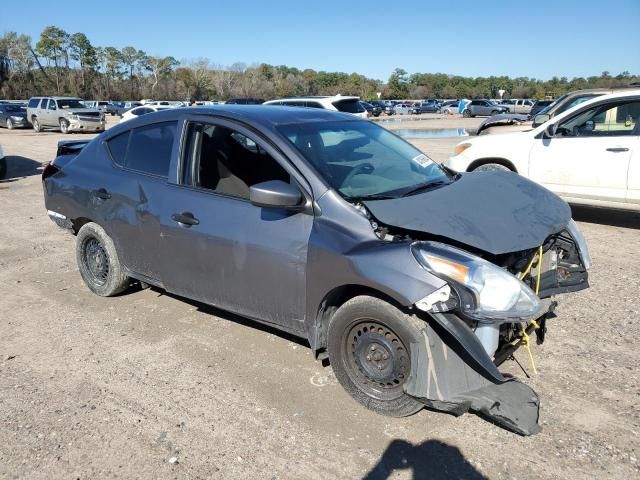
[
  {"x1": 82, "y1": 237, "x2": 110, "y2": 286},
  {"x1": 475, "y1": 163, "x2": 509, "y2": 172},
  {"x1": 344, "y1": 320, "x2": 410, "y2": 400}
]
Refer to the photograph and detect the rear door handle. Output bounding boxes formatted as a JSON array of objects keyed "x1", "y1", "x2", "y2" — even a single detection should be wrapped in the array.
[
  {"x1": 93, "y1": 188, "x2": 111, "y2": 200},
  {"x1": 606, "y1": 147, "x2": 629, "y2": 152},
  {"x1": 171, "y1": 212, "x2": 200, "y2": 227}
]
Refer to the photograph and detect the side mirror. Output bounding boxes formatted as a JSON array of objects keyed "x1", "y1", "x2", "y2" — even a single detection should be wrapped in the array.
[
  {"x1": 249, "y1": 180, "x2": 303, "y2": 209},
  {"x1": 50, "y1": 104, "x2": 57, "y2": 110},
  {"x1": 545, "y1": 123, "x2": 558, "y2": 138},
  {"x1": 532, "y1": 113, "x2": 550, "y2": 127}
]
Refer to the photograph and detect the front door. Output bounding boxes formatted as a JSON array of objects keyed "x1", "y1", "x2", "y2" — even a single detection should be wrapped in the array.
[
  {"x1": 159, "y1": 118, "x2": 313, "y2": 332},
  {"x1": 529, "y1": 98, "x2": 640, "y2": 205}
]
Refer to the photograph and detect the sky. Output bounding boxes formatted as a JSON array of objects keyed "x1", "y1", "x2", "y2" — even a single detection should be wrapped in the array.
[{"x1": 2, "y1": 0, "x2": 639, "y2": 81}]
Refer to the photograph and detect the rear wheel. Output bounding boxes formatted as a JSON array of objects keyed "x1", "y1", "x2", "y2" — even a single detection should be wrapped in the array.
[
  {"x1": 328, "y1": 296, "x2": 425, "y2": 417},
  {"x1": 32, "y1": 117, "x2": 41, "y2": 132},
  {"x1": 76, "y1": 222, "x2": 130, "y2": 297},
  {"x1": 472, "y1": 162, "x2": 511, "y2": 172},
  {"x1": 59, "y1": 118, "x2": 70, "y2": 134},
  {"x1": 463, "y1": 109, "x2": 471, "y2": 118},
  {"x1": 0, "y1": 157, "x2": 7, "y2": 179}
]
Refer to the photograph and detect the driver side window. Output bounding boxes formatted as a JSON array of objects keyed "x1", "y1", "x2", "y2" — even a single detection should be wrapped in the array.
[{"x1": 557, "y1": 100, "x2": 640, "y2": 137}]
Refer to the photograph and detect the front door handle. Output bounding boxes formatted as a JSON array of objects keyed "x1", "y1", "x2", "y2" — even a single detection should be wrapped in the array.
[
  {"x1": 606, "y1": 147, "x2": 629, "y2": 152},
  {"x1": 93, "y1": 188, "x2": 111, "y2": 200},
  {"x1": 171, "y1": 212, "x2": 200, "y2": 227}
]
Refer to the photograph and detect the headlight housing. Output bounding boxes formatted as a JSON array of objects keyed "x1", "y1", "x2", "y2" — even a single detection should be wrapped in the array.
[
  {"x1": 11, "y1": 116, "x2": 23, "y2": 121},
  {"x1": 411, "y1": 241, "x2": 547, "y2": 323},
  {"x1": 454, "y1": 142, "x2": 472, "y2": 156}
]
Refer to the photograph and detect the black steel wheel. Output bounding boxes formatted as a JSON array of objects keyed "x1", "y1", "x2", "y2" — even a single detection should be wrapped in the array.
[
  {"x1": 76, "y1": 222, "x2": 129, "y2": 296},
  {"x1": 328, "y1": 295, "x2": 425, "y2": 417},
  {"x1": 344, "y1": 320, "x2": 411, "y2": 399}
]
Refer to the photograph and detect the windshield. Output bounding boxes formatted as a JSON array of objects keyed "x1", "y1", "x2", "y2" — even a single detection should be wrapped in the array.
[
  {"x1": 57, "y1": 99, "x2": 86, "y2": 109},
  {"x1": 278, "y1": 121, "x2": 450, "y2": 199}
]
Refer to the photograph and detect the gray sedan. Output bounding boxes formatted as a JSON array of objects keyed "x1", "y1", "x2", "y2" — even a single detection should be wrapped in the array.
[
  {"x1": 41, "y1": 106, "x2": 590, "y2": 435},
  {"x1": 464, "y1": 99, "x2": 509, "y2": 117}
]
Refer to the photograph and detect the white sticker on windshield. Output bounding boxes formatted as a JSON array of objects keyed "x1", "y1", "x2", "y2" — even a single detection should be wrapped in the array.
[{"x1": 412, "y1": 154, "x2": 432, "y2": 168}]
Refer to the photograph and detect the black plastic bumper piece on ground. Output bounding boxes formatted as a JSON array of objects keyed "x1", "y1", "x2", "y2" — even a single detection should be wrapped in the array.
[{"x1": 404, "y1": 313, "x2": 541, "y2": 436}]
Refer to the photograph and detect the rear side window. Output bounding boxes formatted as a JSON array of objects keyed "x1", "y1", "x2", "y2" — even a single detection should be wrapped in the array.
[
  {"x1": 333, "y1": 99, "x2": 365, "y2": 113},
  {"x1": 28, "y1": 98, "x2": 40, "y2": 108},
  {"x1": 106, "y1": 131, "x2": 130, "y2": 166},
  {"x1": 126, "y1": 121, "x2": 177, "y2": 177}
]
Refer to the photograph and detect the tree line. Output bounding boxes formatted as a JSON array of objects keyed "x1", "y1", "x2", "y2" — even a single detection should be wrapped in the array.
[{"x1": 1, "y1": 26, "x2": 638, "y2": 101}]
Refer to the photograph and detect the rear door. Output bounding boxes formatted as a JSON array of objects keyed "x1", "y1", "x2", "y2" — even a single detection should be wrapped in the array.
[
  {"x1": 529, "y1": 98, "x2": 640, "y2": 205},
  {"x1": 158, "y1": 117, "x2": 314, "y2": 331}
]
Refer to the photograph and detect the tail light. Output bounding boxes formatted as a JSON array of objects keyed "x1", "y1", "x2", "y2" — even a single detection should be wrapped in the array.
[{"x1": 42, "y1": 162, "x2": 60, "y2": 182}]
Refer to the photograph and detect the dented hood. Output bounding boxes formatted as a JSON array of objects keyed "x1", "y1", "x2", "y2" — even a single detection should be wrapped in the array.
[{"x1": 363, "y1": 171, "x2": 571, "y2": 255}]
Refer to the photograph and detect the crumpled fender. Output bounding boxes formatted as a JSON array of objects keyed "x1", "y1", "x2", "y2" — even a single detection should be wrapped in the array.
[{"x1": 404, "y1": 312, "x2": 540, "y2": 436}]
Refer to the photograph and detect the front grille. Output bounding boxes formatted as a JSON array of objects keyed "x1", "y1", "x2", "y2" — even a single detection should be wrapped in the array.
[
  {"x1": 77, "y1": 115, "x2": 101, "y2": 122},
  {"x1": 77, "y1": 111, "x2": 101, "y2": 118}
]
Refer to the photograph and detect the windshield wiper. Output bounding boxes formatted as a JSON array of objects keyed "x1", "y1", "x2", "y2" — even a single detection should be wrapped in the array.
[
  {"x1": 345, "y1": 193, "x2": 397, "y2": 201},
  {"x1": 400, "y1": 180, "x2": 450, "y2": 197}
]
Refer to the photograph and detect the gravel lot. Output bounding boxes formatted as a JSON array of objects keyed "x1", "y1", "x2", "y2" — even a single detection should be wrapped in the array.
[{"x1": 0, "y1": 114, "x2": 639, "y2": 479}]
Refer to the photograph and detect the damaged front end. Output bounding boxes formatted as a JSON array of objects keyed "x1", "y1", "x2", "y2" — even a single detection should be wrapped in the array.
[{"x1": 401, "y1": 227, "x2": 589, "y2": 435}]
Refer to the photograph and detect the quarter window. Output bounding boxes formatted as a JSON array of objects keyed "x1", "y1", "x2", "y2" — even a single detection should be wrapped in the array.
[
  {"x1": 106, "y1": 131, "x2": 130, "y2": 166},
  {"x1": 125, "y1": 121, "x2": 176, "y2": 176},
  {"x1": 182, "y1": 122, "x2": 290, "y2": 199}
]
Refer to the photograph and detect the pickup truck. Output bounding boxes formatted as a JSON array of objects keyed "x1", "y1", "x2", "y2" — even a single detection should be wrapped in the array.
[{"x1": 499, "y1": 99, "x2": 534, "y2": 114}]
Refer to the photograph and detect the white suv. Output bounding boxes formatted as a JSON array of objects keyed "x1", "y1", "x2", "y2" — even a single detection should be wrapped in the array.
[
  {"x1": 263, "y1": 95, "x2": 368, "y2": 119},
  {"x1": 446, "y1": 90, "x2": 640, "y2": 211}
]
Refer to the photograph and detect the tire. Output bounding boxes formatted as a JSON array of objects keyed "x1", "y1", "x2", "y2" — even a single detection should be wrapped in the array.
[
  {"x1": 463, "y1": 109, "x2": 471, "y2": 118},
  {"x1": 472, "y1": 162, "x2": 511, "y2": 172},
  {"x1": 59, "y1": 118, "x2": 70, "y2": 134},
  {"x1": 32, "y1": 117, "x2": 41, "y2": 132},
  {"x1": 0, "y1": 157, "x2": 7, "y2": 179},
  {"x1": 491, "y1": 110, "x2": 499, "y2": 115},
  {"x1": 327, "y1": 295, "x2": 425, "y2": 417},
  {"x1": 76, "y1": 222, "x2": 130, "y2": 297},
  {"x1": 6, "y1": 118, "x2": 14, "y2": 129}
]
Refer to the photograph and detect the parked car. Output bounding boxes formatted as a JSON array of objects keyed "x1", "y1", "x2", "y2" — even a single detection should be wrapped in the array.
[
  {"x1": 115, "y1": 101, "x2": 143, "y2": 116},
  {"x1": 393, "y1": 103, "x2": 415, "y2": 115},
  {"x1": 119, "y1": 105, "x2": 173, "y2": 123},
  {"x1": 498, "y1": 99, "x2": 534, "y2": 114},
  {"x1": 26, "y1": 97, "x2": 105, "y2": 133},
  {"x1": 475, "y1": 87, "x2": 633, "y2": 135},
  {"x1": 42, "y1": 105, "x2": 591, "y2": 436},
  {"x1": 412, "y1": 101, "x2": 439, "y2": 114},
  {"x1": 0, "y1": 103, "x2": 29, "y2": 129},
  {"x1": 439, "y1": 101, "x2": 460, "y2": 115},
  {"x1": 225, "y1": 97, "x2": 265, "y2": 105},
  {"x1": 447, "y1": 90, "x2": 640, "y2": 211},
  {"x1": 84, "y1": 100, "x2": 111, "y2": 113},
  {"x1": 529, "y1": 100, "x2": 553, "y2": 117},
  {"x1": 0, "y1": 144, "x2": 5, "y2": 178},
  {"x1": 360, "y1": 101, "x2": 382, "y2": 117},
  {"x1": 264, "y1": 95, "x2": 368, "y2": 119},
  {"x1": 463, "y1": 100, "x2": 509, "y2": 117}
]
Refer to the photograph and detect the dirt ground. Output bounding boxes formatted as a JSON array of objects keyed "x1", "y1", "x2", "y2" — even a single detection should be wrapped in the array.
[{"x1": 0, "y1": 114, "x2": 639, "y2": 480}]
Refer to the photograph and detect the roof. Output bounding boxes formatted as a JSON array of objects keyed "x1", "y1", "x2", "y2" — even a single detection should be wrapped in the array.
[{"x1": 105, "y1": 105, "x2": 362, "y2": 136}]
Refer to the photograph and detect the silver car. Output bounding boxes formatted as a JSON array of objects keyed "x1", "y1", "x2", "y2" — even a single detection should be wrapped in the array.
[
  {"x1": 26, "y1": 97, "x2": 105, "y2": 134},
  {"x1": 463, "y1": 99, "x2": 509, "y2": 117}
]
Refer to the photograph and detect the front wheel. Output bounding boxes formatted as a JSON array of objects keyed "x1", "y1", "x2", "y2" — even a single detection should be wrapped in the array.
[
  {"x1": 6, "y1": 118, "x2": 14, "y2": 129},
  {"x1": 463, "y1": 109, "x2": 471, "y2": 118},
  {"x1": 60, "y1": 118, "x2": 70, "y2": 134},
  {"x1": 328, "y1": 296, "x2": 425, "y2": 417},
  {"x1": 0, "y1": 157, "x2": 7, "y2": 179},
  {"x1": 76, "y1": 222, "x2": 130, "y2": 297}
]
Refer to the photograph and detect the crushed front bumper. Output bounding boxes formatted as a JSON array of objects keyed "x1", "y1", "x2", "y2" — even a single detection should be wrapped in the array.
[{"x1": 404, "y1": 312, "x2": 543, "y2": 435}]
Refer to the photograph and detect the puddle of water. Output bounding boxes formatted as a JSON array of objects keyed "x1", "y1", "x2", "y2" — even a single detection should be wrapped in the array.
[{"x1": 394, "y1": 128, "x2": 469, "y2": 139}]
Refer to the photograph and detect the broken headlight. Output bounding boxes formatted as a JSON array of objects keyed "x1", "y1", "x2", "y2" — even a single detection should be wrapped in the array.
[{"x1": 411, "y1": 241, "x2": 547, "y2": 323}]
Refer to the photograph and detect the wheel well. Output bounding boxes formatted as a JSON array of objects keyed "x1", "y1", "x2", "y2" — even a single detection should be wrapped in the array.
[
  {"x1": 312, "y1": 285, "x2": 404, "y2": 356},
  {"x1": 71, "y1": 217, "x2": 93, "y2": 235},
  {"x1": 467, "y1": 158, "x2": 517, "y2": 173}
]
